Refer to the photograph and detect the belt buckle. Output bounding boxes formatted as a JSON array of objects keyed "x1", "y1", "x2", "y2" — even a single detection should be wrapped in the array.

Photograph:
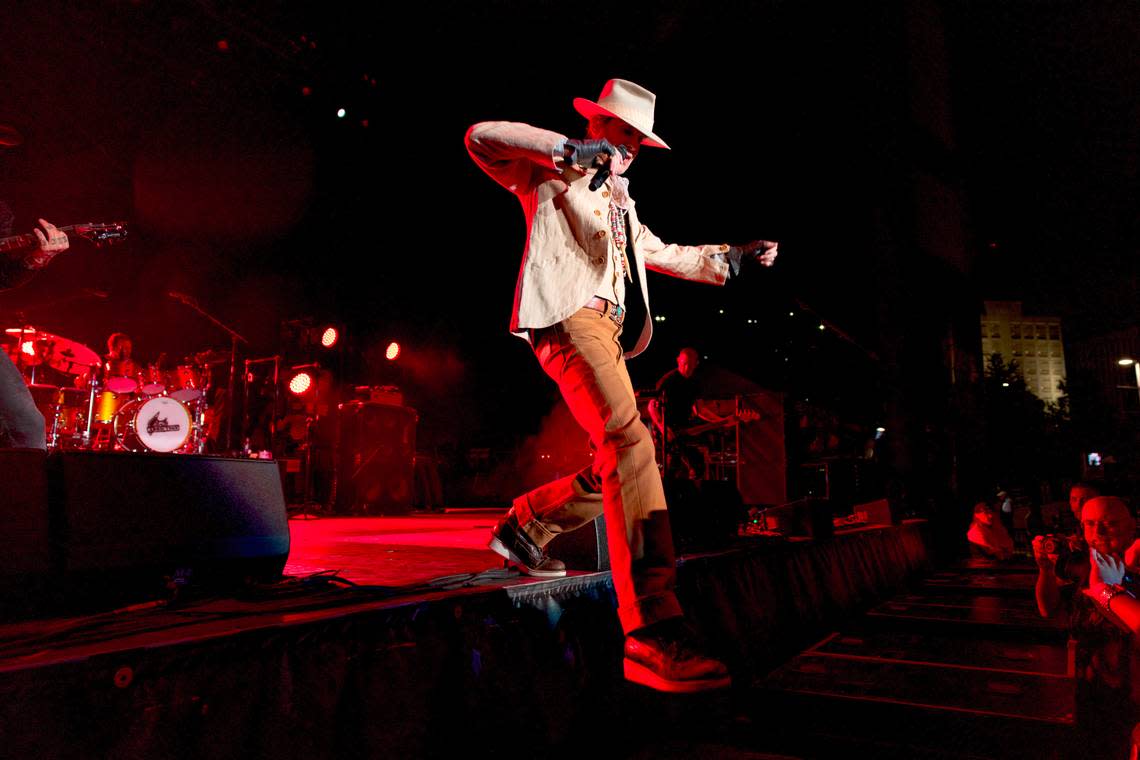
[{"x1": 609, "y1": 304, "x2": 625, "y2": 325}]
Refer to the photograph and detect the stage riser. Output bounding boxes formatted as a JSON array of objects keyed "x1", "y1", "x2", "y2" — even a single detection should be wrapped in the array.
[
  {"x1": 0, "y1": 522, "x2": 933, "y2": 758},
  {"x1": 756, "y1": 687, "x2": 1076, "y2": 759},
  {"x1": 764, "y1": 655, "x2": 1074, "y2": 724},
  {"x1": 809, "y1": 630, "x2": 1073, "y2": 676},
  {"x1": 920, "y1": 570, "x2": 1039, "y2": 597},
  {"x1": 760, "y1": 622, "x2": 1077, "y2": 758},
  {"x1": 865, "y1": 593, "x2": 1066, "y2": 642}
]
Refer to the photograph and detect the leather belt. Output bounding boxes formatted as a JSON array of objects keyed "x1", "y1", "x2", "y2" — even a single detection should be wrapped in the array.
[{"x1": 583, "y1": 297, "x2": 625, "y2": 326}]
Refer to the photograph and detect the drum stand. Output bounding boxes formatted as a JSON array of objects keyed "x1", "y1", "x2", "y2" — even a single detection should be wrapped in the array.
[
  {"x1": 166, "y1": 291, "x2": 248, "y2": 453},
  {"x1": 190, "y1": 395, "x2": 209, "y2": 454},
  {"x1": 241, "y1": 356, "x2": 281, "y2": 455},
  {"x1": 81, "y1": 368, "x2": 100, "y2": 450}
]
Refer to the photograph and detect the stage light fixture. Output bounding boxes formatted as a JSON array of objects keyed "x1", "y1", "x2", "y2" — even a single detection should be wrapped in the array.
[
  {"x1": 21, "y1": 341, "x2": 35, "y2": 357},
  {"x1": 385, "y1": 342, "x2": 401, "y2": 361},
  {"x1": 320, "y1": 327, "x2": 339, "y2": 348},
  {"x1": 289, "y1": 372, "x2": 313, "y2": 395}
]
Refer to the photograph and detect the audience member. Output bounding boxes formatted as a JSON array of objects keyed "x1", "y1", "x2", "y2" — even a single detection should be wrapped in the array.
[{"x1": 966, "y1": 501, "x2": 1014, "y2": 559}]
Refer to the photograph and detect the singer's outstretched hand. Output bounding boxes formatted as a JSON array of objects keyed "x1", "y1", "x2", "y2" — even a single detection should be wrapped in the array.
[{"x1": 741, "y1": 240, "x2": 779, "y2": 267}]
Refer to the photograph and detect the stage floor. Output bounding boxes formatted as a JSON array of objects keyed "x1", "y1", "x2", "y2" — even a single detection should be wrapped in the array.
[{"x1": 282, "y1": 509, "x2": 522, "y2": 587}]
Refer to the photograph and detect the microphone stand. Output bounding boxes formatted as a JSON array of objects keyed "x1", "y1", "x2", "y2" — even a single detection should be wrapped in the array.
[{"x1": 169, "y1": 294, "x2": 248, "y2": 453}]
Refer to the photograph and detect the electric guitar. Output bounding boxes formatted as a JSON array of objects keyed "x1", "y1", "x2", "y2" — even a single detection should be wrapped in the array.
[
  {"x1": 677, "y1": 407, "x2": 761, "y2": 439},
  {"x1": 0, "y1": 222, "x2": 129, "y2": 255}
]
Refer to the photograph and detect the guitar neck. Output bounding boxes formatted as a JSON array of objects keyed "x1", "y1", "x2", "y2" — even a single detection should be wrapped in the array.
[
  {"x1": 0, "y1": 225, "x2": 80, "y2": 254},
  {"x1": 681, "y1": 416, "x2": 738, "y2": 437}
]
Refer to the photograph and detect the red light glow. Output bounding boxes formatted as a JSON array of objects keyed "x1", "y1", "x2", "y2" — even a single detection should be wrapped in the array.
[
  {"x1": 289, "y1": 372, "x2": 313, "y2": 395},
  {"x1": 385, "y1": 342, "x2": 400, "y2": 361},
  {"x1": 21, "y1": 341, "x2": 35, "y2": 356},
  {"x1": 321, "y1": 327, "x2": 339, "y2": 348}
]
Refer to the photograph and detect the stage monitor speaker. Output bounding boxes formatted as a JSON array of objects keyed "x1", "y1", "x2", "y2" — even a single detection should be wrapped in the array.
[
  {"x1": 333, "y1": 402, "x2": 417, "y2": 515},
  {"x1": 855, "y1": 497, "x2": 900, "y2": 526},
  {"x1": 763, "y1": 497, "x2": 834, "y2": 540},
  {"x1": 50, "y1": 451, "x2": 290, "y2": 605},
  {"x1": 0, "y1": 449, "x2": 51, "y2": 612},
  {"x1": 547, "y1": 515, "x2": 610, "y2": 572}
]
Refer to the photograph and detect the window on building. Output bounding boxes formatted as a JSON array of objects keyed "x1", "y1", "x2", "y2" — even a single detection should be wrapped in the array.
[
  {"x1": 1010, "y1": 324, "x2": 1021, "y2": 339},
  {"x1": 1036, "y1": 325, "x2": 1047, "y2": 340},
  {"x1": 1049, "y1": 325, "x2": 1060, "y2": 340}
]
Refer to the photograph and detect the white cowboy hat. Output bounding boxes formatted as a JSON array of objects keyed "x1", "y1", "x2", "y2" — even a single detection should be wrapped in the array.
[{"x1": 573, "y1": 79, "x2": 669, "y2": 149}]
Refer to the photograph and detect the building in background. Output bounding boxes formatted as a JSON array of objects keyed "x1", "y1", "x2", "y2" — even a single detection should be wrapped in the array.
[{"x1": 981, "y1": 301, "x2": 1067, "y2": 404}]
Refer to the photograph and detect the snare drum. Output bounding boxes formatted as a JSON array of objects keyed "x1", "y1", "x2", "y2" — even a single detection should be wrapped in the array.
[
  {"x1": 139, "y1": 365, "x2": 166, "y2": 397},
  {"x1": 113, "y1": 396, "x2": 193, "y2": 453}
]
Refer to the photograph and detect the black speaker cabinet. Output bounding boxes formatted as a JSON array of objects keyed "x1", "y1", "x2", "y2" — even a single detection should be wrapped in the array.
[
  {"x1": 0, "y1": 449, "x2": 51, "y2": 612},
  {"x1": 333, "y1": 402, "x2": 417, "y2": 515},
  {"x1": 50, "y1": 451, "x2": 290, "y2": 605}
]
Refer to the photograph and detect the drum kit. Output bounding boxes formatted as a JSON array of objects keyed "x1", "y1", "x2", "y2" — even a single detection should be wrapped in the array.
[{"x1": 5, "y1": 326, "x2": 225, "y2": 454}]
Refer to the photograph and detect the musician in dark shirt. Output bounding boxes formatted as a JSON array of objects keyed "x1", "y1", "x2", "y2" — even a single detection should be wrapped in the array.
[
  {"x1": 649, "y1": 348, "x2": 750, "y2": 479},
  {"x1": 650, "y1": 348, "x2": 703, "y2": 435}
]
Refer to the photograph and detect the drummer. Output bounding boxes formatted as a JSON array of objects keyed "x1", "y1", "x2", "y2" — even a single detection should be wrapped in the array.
[
  {"x1": 73, "y1": 331, "x2": 146, "y2": 394},
  {"x1": 104, "y1": 332, "x2": 140, "y2": 378}
]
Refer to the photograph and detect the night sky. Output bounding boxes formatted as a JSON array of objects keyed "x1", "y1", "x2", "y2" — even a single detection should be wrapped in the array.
[{"x1": 1, "y1": 0, "x2": 1136, "y2": 451}]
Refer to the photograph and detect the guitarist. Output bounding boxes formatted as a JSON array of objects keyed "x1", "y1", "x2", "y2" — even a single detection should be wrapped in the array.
[
  {"x1": 0, "y1": 195, "x2": 70, "y2": 448},
  {"x1": 650, "y1": 348, "x2": 717, "y2": 478},
  {"x1": 649, "y1": 347, "x2": 760, "y2": 479}
]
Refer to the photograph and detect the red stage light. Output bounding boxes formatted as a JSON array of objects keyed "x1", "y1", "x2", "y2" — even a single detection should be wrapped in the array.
[
  {"x1": 321, "y1": 327, "x2": 339, "y2": 348},
  {"x1": 288, "y1": 372, "x2": 313, "y2": 395},
  {"x1": 385, "y1": 342, "x2": 400, "y2": 360}
]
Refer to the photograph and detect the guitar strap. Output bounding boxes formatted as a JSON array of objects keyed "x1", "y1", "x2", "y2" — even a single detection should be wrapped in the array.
[{"x1": 618, "y1": 213, "x2": 646, "y2": 355}]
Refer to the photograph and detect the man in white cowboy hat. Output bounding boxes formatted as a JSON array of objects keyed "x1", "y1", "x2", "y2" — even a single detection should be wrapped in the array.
[
  {"x1": 0, "y1": 122, "x2": 70, "y2": 449},
  {"x1": 466, "y1": 79, "x2": 778, "y2": 692}
]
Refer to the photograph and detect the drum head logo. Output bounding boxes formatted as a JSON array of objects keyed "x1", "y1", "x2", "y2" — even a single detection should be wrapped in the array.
[{"x1": 147, "y1": 412, "x2": 182, "y2": 436}]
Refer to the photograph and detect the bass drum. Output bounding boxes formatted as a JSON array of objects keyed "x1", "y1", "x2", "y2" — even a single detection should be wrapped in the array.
[{"x1": 114, "y1": 396, "x2": 193, "y2": 453}]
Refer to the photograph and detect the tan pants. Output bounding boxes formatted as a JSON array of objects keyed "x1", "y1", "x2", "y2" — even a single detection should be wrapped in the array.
[{"x1": 513, "y1": 308, "x2": 681, "y2": 633}]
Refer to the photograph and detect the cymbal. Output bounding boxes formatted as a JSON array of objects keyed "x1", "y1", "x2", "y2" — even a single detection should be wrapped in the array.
[
  {"x1": 4, "y1": 326, "x2": 51, "y2": 339},
  {"x1": 4, "y1": 327, "x2": 46, "y2": 366},
  {"x1": 16, "y1": 332, "x2": 100, "y2": 374}
]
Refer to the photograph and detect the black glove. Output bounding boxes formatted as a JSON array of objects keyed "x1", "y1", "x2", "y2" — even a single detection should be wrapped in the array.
[{"x1": 564, "y1": 138, "x2": 620, "y2": 169}]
